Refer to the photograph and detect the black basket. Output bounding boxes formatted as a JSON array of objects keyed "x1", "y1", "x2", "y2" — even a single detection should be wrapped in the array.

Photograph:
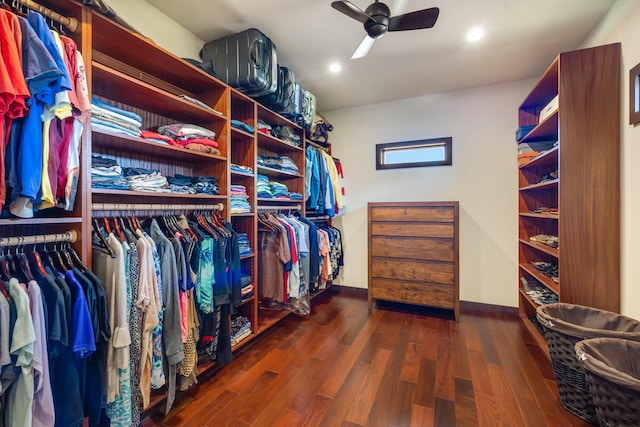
[
  {"x1": 536, "y1": 304, "x2": 640, "y2": 424},
  {"x1": 575, "y1": 338, "x2": 640, "y2": 427}
]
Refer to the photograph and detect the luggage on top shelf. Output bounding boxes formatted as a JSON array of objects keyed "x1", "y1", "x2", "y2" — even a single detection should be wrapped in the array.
[
  {"x1": 256, "y1": 65, "x2": 297, "y2": 115},
  {"x1": 284, "y1": 84, "x2": 316, "y2": 130},
  {"x1": 302, "y1": 89, "x2": 317, "y2": 129},
  {"x1": 200, "y1": 28, "x2": 278, "y2": 97}
]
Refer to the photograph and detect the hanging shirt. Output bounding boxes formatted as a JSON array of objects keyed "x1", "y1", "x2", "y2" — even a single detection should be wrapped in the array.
[
  {"x1": 8, "y1": 12, "x2": 69, "y2": 217},
  {"x1": 0, "y1": 10, "x2": 29, "y2": 208},
  {"x1": 0, "y1": 292, "x2": 10, "y2": 367},
  {"x1": 5, "y1": 279, "x2": 36, "y2": 427},
  {"x1": 27, "y1": 281, "x2": 55, "y2": 427}
]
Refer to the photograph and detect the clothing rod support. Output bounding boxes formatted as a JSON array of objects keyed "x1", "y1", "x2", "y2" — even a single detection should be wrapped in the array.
[
  {"x1": 15, "y1": 0, "x2": 78, "y2": 32},
  {"x1": 0, "y1": 229, "x2": 78, "y2": 247},
  {"x1": 92, "y1": 203, "x2": 225, "y2": 212}
]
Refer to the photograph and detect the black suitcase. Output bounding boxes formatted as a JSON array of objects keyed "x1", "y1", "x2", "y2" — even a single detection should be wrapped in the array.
[
  {"x1": 255, "y1": 66, "x2": 285, "y2": 108},
  {"x1": 200, "y1": 28, "x2": 278, "y2": 97},
  {"x1": 256, "y1": 65, "x2": 296, "y2": 114}
]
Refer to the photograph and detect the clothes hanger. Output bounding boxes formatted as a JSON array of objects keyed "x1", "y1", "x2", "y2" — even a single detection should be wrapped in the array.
[
  {"x1": 51, "y1": 239, "x2": 71, "y2": 272},
  {"x1": 112, "y1": 216, "x2": 125, "y2": 243},
  {"x1": 29, "y1": 235, "x2": 47, "y2": 277},
  {"x1": 16, "y1": 238, "x2": 35, "y2": 283},
  {"x1": 0, "y1": 239, "x2": 11, "y2": 296},
  {"x1": 93, "y1": 217, "x2": 116, "y2": 258}
]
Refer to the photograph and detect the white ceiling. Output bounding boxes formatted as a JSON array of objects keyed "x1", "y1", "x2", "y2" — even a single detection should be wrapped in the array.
[{"x1": 146, "y1": 0, "x2": 616, "y2": 112}]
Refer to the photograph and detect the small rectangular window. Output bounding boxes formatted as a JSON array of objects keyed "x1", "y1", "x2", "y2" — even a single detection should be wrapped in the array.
[
  {"x1": 376, "y1": 137, "x2": 452, "y2": 170},
  {"x1": 630, "y1": 62, "x2": 640, "y2": 125}
]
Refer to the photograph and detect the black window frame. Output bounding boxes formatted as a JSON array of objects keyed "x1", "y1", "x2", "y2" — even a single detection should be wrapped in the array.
[{"x1": 375, "y1": 137, "x2": 453, "y2": 170}]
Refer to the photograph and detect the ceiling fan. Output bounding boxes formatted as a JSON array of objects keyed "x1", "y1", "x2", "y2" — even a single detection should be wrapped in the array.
[{"x1": 331, "y1": 0, "x2": 439, "y2": 59}]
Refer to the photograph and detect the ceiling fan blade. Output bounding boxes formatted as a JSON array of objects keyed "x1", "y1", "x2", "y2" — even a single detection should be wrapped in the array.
[
  {"x1": 331, "y1": 0, "x2": 373, "y2": 25},
  {"x1": 388, "y1": 7, "x2": 439, "y2": 31},
  {"x1": 351, "y1": 35, "x2": 376, "y2": 59}
]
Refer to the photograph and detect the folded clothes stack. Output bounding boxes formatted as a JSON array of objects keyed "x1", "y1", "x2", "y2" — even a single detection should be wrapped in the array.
[
  {"x1": 91, "y1": 97, "x2": 143, "y2": 137},
  {"x1": 231, "y1": 119, "x2": 255, "y2": 133},
  {"x1": 257, "y1": 155, "x2": 300, "y2": 174},
  {"x1": 230, "y1": 163, "x2": 254, "y2": 175},
  {"x1": 257, "y1": 174, "x2": 272, "y2": 198},
  {"x1": 268, "y1": 181, "x2": 289, "y2": 199},
  {"x1": 240, "y1": 273, "x2": 253, "y2": 300},
  {"x1": 124, "y1": 167, "x2": 170, "y2": 193},
  {"x1": 230, "y1": 185, "x2": 251, "y2": 213},
  {"x1": 288, "y1": 192, "x2": 303, "y2": 201},
  {"x1": 231, "y1": 316, "x2": 252, "y2": 346},
  {"x1": 237, "y1": 233, "x2": 253, "y2": 257},
  {"x1": 167, "y1": 174, "x2": 220, "y2": 195},
  {"x1": 156, "y1": 123, "x2": 221, "y2": 155},
  {"x1": 91, "y1": 154, "x2": 129, "y2": 190}
]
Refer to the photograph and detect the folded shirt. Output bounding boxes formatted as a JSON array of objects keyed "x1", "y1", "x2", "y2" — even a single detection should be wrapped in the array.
[
  {"x1": 92, "y1": 97, "x2": 143, "y2": 123},
  {"x1": 158, "y1": 123, "x2": 216, "y2": 140},
  {"x1": 231, "y1": 120, "x2": 255, "y2": 133}
]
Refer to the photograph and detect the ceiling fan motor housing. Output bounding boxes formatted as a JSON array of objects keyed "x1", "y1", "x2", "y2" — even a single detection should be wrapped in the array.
[{"x1": 364, "y1": 1, "x2": 390, "y2": 38}]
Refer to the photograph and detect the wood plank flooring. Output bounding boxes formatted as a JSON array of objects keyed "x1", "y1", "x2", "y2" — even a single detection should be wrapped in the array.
[{"x1": 142, "y1": 287, "x2": 592, "y2": 427}]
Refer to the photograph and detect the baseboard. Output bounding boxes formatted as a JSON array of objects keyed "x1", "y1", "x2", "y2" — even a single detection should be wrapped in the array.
[{"x1": 460, "y1": 300, "x2": 518, "y2": 317}]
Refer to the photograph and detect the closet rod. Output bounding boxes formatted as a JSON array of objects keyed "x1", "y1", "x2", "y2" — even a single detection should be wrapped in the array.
[
  {"x1": 92, "y1": 202, "x2": 225, "y2": 212},
  {"x1": 14, "y1": 0, "x2": 78, "y2": 32},
  {"x1": 0, "y1": 229, "x2": 77, "y2": 247},
  {"x1": 307, "y1": 215, "x2": 331, "y2": 221},
  {"x1": 306, "y1": 140, "x2": 330, "y2": 152},
  {"x1": 257, "y1": 205, "x2": 301, "y2": 212}
]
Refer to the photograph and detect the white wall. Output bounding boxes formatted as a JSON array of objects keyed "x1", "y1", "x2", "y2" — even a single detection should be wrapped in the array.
[
  {"x1": 104, "y1": 0, "x2": 204, "y2": 60},
  {"x1": 580, "y1": 0, "x2": 640, "y2": 320},
  {"x1": 324, "y1": 79, "x2": 535, "y2": 307}
]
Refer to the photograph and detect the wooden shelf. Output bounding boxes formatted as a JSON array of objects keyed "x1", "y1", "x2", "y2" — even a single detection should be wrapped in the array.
[
  {"x1": 231, "y1": 127, "x2": 255, "y2": 139},
  {"x1": 92, "y1": 189, "x2": 227, "y2": 200},
  {"x1": 92, "y1": 128, "x2": 226, "y2": 162},
  {"x1": 231, "y1": 333, "x2": 256, "y2": 351},
  {"x1": 90, "y1": 12, "x2": 227, "y2": 95},
  {"x1": 519, "y1": 239, "x2": 559, "y2": 258},
  {"x1": 256, "y1": 308, "x2": 291, "y2": 335},
  {"x1": 520, "y1": 57, "x2": 559, "y2": 109},
  {"x1": 92, "y1": 62, "x2": 227, "y2": 123},
  {"x1": 0, "y1": 217, "x2": 83, "y2": 226},
  {"x1": 519, "y1": 313, "x2": 550, "y2": 356},
  {"x1": 519, "y1": 111, "x2": 558, "y2": 143},
  {"x1": 519, "y1": 179, "x2": 559, "y2": 192},
  {"x1": 519, "y1": 263, "x2": 560, "y2": 295},
  {"x1": 257, "y1": 198, "x2": 302, "y2": 204},
  {"x1": 520, "y1": 146, "x2": 558, "y2": 169},
  {"x1": 257, "y1": 104, "x2": 300, "y2": 128},
  {"x1": 256, "y1": 132, "x2": 302, "y2": 153},
  {"x1": 240, "y1": 254, "x2": 255, "y2": 261},
  {"x1": 519, "y1": 212, "x2": 559, "y2": 220},
  {"x1": 231, "y1": 170, "x2": 255, "y2": 178},
  {"x1": 257, "y1": 166, "x2": 303, "y2": 179},
  {"x1": 231, "y1": 213, "x2": 255, "y2": 218}
]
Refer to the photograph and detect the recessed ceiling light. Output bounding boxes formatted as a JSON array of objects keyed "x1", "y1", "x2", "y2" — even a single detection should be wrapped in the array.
[
  {"x1": 329, "y1": 63, "x2": 342, "y2": 73},
  {"x1": 466, "y1": 27, "x2": 485, "y2": 43}
]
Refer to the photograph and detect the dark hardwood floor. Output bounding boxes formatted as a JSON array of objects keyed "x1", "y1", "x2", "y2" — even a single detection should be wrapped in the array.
[{"x1": 142, "y1": 287, "x2": 591, "y2": 427}]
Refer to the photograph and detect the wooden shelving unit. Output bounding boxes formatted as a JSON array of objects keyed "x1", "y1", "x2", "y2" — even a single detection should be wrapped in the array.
[{"x1": 517, "y1": 43, "x2": 622, "y2": 349}]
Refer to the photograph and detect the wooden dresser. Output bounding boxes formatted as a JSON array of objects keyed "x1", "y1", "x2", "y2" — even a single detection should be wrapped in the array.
[{"x1": 368, "y1": 201, "x2": 459, "y2": 320}]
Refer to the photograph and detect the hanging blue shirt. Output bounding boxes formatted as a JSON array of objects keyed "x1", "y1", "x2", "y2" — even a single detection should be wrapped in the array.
[{"x1": 15, "y1": 12, "x2": 70, "y2": 200}]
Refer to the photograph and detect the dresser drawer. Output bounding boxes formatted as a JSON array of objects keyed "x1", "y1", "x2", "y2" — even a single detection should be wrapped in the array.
[
  {"x1": 371, "y1": 222, "x2": 454, "y2": 238},
  {"x1": 370, "y1": 206, "x2": 455, "y2": 223},
  {"x1": 370, "y1": 279, "x2": 455, "y2": 309},
  {"x1": 371, "y1": 257, "x2": 454, "y2": 285},
  {"x1": 371, "y1": 236, "x2": 454, "y2": 262}
]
